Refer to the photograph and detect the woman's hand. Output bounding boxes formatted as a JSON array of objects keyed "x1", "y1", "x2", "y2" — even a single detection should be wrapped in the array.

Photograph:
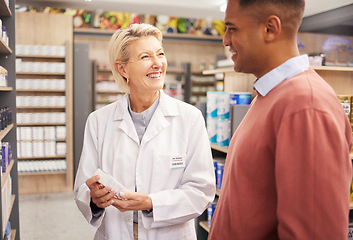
[
  {"x1": 112, "y1": 192, "x2": 153, "y2": 212},
  {"x1": 86, "y1": 175, "x2": 118, "y2": 208}
]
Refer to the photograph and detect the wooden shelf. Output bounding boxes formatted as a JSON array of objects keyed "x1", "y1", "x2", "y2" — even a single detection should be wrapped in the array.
[
  {"x1": 0, "y1": 124, "x2": 13, "y2": 141},
  {"x1": 0, "y1": 86, "x2": 12, "y2": 91},
  {"x1": 97, "y1": 68, "x2": 111, "y2": 72},
  {"x1": 17, "y1": 123, "x2": 65, "y2": 127},
  {"x1": 1, "y1": 160, "x2": 14, "y2": 190},
  {"x1": 191, "y1": 91, "x2": 206, "y2": 96},
  {"x1": 203, "y1": 68, "x2": 233, "y2": 75},
  {"x1": 16, "y1": 54, "x2": 65, "y2": 59},
  {"x1": 19, "y1": 171, "x2": 66, "y2": 176},
  {"x1": 210, "y1": 143, "x2": 228, "y2": 154},
  {"x1": 203, "y1": 66, "x2": 353, "y2": 75},
  {"x1": 192, "y1": 81, "x2": 216, "y2": 86},
  {"x1": 18, "y1": 155, "x2": 66, "y2": 160},
  {"x1": 16, "y1": 89, "x2": 65, "y2": 93},
  {"x1": 2, "y1": 195, "x2": 15, "y2": 239},
  {"x1": 0, "y1": 0, "x2": 11, "y2": 17},
  {"x1": 350, "y1": 202, "x2": 353, "y2": 210},
  {"x1": 216, "y1": 188, "x2": 220, "y2": 196},
  {"x1": 97, "y1": 91, "x2": 124, "y2": 95},
  {"x1": 312, "y1": 66, "x2": 353, "y2": 72},
  {"x1": 97, "y1": 101, "x2": 116, "y2": 104},
  {"x1": 17, "y1": 106, "x2": 65, "y2": 110},
  {"x1": 199, "y1": 221, "x2": 210, "y2": 233},
  {"x1": 74, "y1": 28, "x2": 223, "y2": 41},
  {"x1": 97, "y1": 79, "x2": 114, "y2": 82},
  {"x1": 16, "y1": 72, "x2": 65, "y2": 76},
  {"x1": 0, "y1": 38, "x2": 11, "y2": 54},
  {"x1": 10, "y1": 229, "x2": 16, "y2": 240},
  {"x1": 167, "y1": 70, "x2": 184, "y2": 75}
]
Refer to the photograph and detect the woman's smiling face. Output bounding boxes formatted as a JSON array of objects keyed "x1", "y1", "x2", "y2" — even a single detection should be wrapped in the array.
[{"x1": 122, "y1": 35, "x2": 167, "y2": 95}]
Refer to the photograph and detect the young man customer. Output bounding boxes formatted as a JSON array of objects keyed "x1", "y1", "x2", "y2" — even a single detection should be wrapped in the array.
[{"x1": 209, "y1": 0, "x2": 352, "y2": 239}]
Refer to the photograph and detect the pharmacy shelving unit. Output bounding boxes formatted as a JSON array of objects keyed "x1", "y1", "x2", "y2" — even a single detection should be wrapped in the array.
[
  {"x1": 93, "y1": 64, "x2": 124, "y2": 110},
  {"x1": 199, "y1": 66, "x2": 353, "y2": 237},
  {"x1": 0, "y1": 0, "x2": 19, "y2": 239},
  {"x1": 15, "y1": 42, "x2": 73, "y2": 194}
]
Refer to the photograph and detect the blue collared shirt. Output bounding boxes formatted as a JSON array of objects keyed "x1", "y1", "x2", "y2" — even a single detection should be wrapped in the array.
[{"x1": 254, "y1": 54, "x2": 310, "y2": 97}]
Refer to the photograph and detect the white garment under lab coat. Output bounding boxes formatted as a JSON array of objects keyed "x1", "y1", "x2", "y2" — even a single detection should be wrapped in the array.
[{"x1": 74, "y1": 91, "x2": 216, "y2": 240}]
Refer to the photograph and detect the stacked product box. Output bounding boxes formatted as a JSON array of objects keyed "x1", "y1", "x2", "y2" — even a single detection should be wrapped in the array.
[
  {"x1": 0, "y1": 65, "x2": 8, "y2": 87},
  {"x1": 206, "y1": 91, "x2": 231, "y2": 147},
  {"x1": 0, "y1": 107, "x2": 12, "y2": 131},
  {"x1": 337, "y1": 95, "x2": 353, "y2": 144},
  {"x1": 207, "y1": 199, "x2": 217, "y2": 226},
  {"x1": 1, "y1": 142, "x2": 12, "y2": 173},
  {"x1": 17, "y1": 126, "x2": 66, "y2": 158},
  {"x1": 213, "y1": 157, "x2": 225, "y2": 190},
  {"x1": 1, "y1": 176, "x2": 12, "y2": 233},
  {"x1": 207, "y1": 91, "x2": 252, "y2": 147}
]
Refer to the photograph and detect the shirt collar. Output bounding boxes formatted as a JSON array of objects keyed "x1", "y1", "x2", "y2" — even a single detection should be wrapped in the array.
[
  {"x1": 254, "y1": 54, "x2": 309, "y2": 97},
  {"x1": 127, "y1": 92, "x2": 160, "y2": 127}
]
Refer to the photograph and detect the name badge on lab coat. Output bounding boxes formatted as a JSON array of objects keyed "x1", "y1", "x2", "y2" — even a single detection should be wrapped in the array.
[{"x1": 170, "y1": 155, "x2": 185, "y2": 169}]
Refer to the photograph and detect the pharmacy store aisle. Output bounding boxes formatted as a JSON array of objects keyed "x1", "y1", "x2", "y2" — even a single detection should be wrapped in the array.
[{"x1": 19, "y1": 192, "x2": 95, "y2": 240}]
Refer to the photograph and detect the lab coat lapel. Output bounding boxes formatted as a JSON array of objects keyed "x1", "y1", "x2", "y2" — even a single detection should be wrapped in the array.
[
  {"x1": 113, "y1": 94, "x2": 139, "y2": 144},
  {"x1": 141, "y1": 91, "x2": 179, "y2": 145}
]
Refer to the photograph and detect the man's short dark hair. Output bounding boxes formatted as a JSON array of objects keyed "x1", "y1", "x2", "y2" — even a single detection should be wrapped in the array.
[{"x1": 239, "y1": 0, "x2": 305, "y2": 11}]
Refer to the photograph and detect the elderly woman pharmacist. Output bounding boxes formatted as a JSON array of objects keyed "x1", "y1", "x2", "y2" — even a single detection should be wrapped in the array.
[{"x1": 74, "y1": 23, "x2": 216, "y2": 240}]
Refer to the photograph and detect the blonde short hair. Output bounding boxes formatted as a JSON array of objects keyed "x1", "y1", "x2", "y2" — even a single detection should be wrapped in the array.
[{"x1": 108, "y1": 23, "x2": 163, "y2": 93}]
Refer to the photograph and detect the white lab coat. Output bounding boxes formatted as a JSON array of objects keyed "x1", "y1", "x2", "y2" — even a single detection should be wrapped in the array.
[{"x1": 74, "y1": 90, "x2": 216, "y2": 240}]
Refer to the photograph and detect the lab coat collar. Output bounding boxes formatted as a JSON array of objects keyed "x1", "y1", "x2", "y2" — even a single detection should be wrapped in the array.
[{"x1": 113, "y1": 90, "x2": 180, "y2": 145}]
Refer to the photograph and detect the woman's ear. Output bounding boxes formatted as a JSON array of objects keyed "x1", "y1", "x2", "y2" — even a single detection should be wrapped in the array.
[
  {"x1": 115, "y1": 61, "x2": 128, "y2": 79},
  {"x1": 264, "y1": 15, "x2": 281, "y2": 42}
]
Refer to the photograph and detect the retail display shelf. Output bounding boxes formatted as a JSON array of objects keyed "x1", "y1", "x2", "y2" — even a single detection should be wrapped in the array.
[
  {"x1": 203, "y1": 68, "x2": 233, "y2": 75},
  {"x1": 192, "y1": 81, "x2": 216, "y2": 86},
  {"x1": 191, "y1": 92, "x2": 207, "y2": 96},
  {"x1": 16, "y1": 72, "x2": 65, "y2": 76},
  {"x1": 167, "y1": 70, "x2": 185, "y2": 75},
  {"x1": 2, "y1": 195, "x2": 15, "y2": 239},
  {"x1": 210, "y1": 143, "x2": 228, "y2": 154},
  {"x1": 97, "y1": 68, "x2": 111, "y2": 72},
  {"x1": 18, "y1": 171, "x2": 66, "y2": 176},
  {"x1": 0, "y1": 86, "x2": 12, "y2": 91},
  {"x1": 16, "y1": 106, "x2": 65, "y2": 110},
  {"x1": 1, "y1": 160, "x2": 14, "y2": 189},
  {"x1": 0, "y1": 0, "x2": 11, "y2": 17},
  {"x1": 74, "y1": 28, "x2": 223, "y2": 41},
  {"x1": 203, "y1": 66, "x2": 353, "y2": 75},
  {"x1": 18, "y1": 155, "x2": 66, "y2": 160},
  {"x1": 16, "y1": 54, "x2": 65, "y2": 59},
  {"x1": 199, "y1": 221, "x2": 210, "y2": 233},
  {"x1": 16, "y1": 89, "x2": 65, "y2": 93},
  {"x1": 97, "y1": 79, "x2": 114, "y2": 82},
  {"x1": 17, "y1": 123, "x2": 65, "y2": 127},
  {"x1": 97, "y1": 101, "x2": 116, "y2": 104},
  {"x1": 0, "y1": 124, "x2": 13, "y2": 141},
  {"x1": 312, "y1": 66, "x2": 353, "y2": 72},
  {"x1": 10, "y1": 229, "x2": 15, "y2": 240},
  {"x1": 216, "y1": 188, "x2": 220, "y2": 196},
  {"x1": 97, "y1": 91, "x2": 124, "y2": 95},
  {"x1": 0, "y1": 38, "x2": 11, "y2": 55}
]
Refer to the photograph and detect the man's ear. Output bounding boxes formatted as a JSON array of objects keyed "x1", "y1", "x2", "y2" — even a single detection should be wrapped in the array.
[
  {"x1": 264, "y1": 15, "x2": 281, "y2": 42},
  {"x1": 115, "y1": 61, "x2": 128, "y2": 79}
]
